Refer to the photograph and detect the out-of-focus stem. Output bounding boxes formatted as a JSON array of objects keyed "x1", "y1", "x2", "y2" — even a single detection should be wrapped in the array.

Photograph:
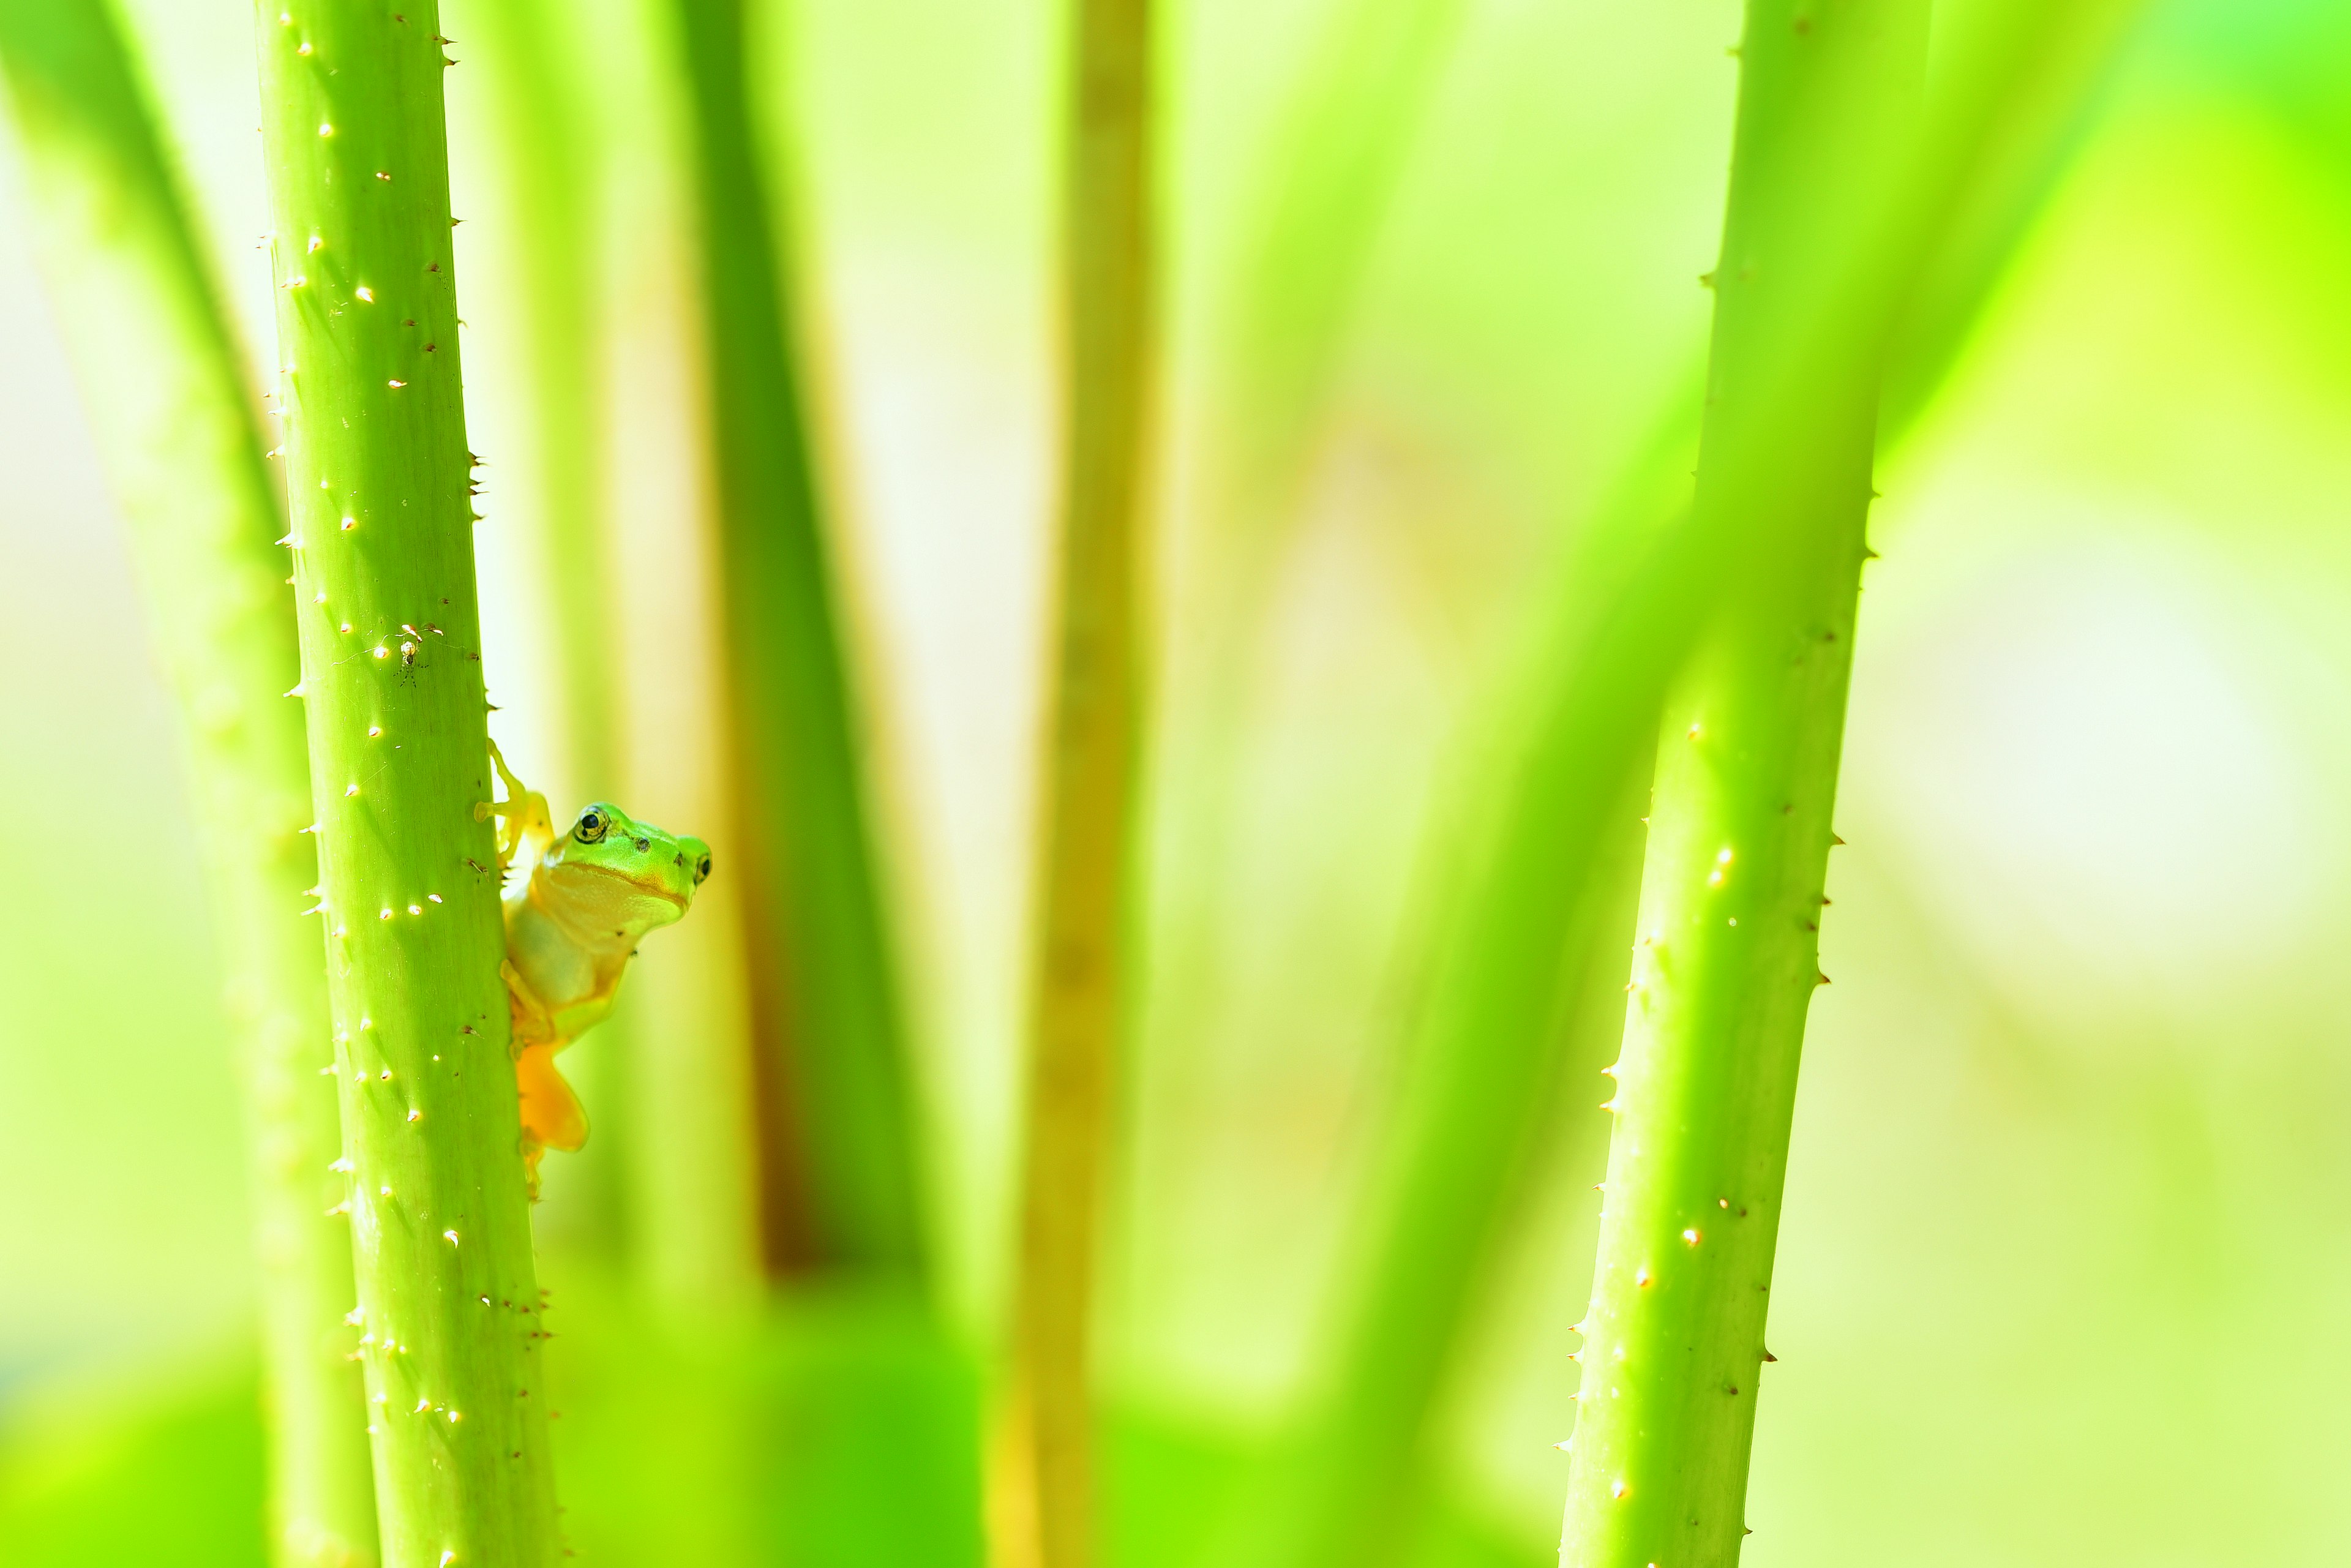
[
  {"x1": 1248, "y1": 4, "x2": 2150, "y2": 1564},
  {"x1": 256, "y1": 4, "x2": 560, "y2": 1562},
  {"x1": 452, "y1": 0, "x2": 628, "y2": 1245},
  {"x1": 0, "y1": 3, "x2": 377, "y2": 1562},
  {"x1": 449, "y1": 0, "x2": 610, "y2": 794},
  {"x1": 1880, "y1": 0, "x2": 2151, "y2": 435},
  {"x1": 598, "y1": 29, "x2": 770, "y2": 1312},
  {"x1": 995, "y1": 3, "x2": 1153, "y2": 1566},
  {"x1": 1141, "y1": 0, "x2": 1471, "y2": 1270},
  {"x1": 1556, "y1": 2, "x2": 1927, "y2": 1561},
  {"x1": 1233, "y1": 386, "x2": 1703, "y2": 1568},
  {"x1": 669, "y1": 0, "x2": 930, "y2": 1285},
  {"x1": 1209, "y1": 0, "x2": 1468, "y2": 519}
]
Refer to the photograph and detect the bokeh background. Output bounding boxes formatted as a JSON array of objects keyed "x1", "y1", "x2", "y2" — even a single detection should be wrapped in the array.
[{"x1": 5, "y1": 0, "x2": 2351, "y2": 1562}]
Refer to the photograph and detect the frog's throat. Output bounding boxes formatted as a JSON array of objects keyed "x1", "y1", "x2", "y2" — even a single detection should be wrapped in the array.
[{"x1": 527, "y1": 862, "x2": 688, "y2": 954}]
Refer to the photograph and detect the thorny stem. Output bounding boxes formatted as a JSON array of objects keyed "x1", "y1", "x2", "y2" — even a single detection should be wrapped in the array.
[
  {"x1": 1558, "y1": 1, "x2": 1927, "y2": 1562},
  {"x1": 669, "y1": 0, "x2": 931, "y2": 1285},
  {"x1": 0, "y1": 2, "x2": 377, "y2": 1561},
  {"x1": 1248, "y1": 3, "x2": 2154, "y2": 1564},
  {"x1": 996, "y1": 1, "x2": 1154, "y2": 1566},
  {"x1": 1556, "y1": 0, "x2": 2130, "y2": 1554},
  {"x1": 257, "y1": 3, "x2": 560, "y2": 1563}
]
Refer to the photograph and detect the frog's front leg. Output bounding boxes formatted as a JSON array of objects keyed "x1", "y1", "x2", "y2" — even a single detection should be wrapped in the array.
[{"x1": 481, "y1": 738, "x2": 557, "y2": 885}]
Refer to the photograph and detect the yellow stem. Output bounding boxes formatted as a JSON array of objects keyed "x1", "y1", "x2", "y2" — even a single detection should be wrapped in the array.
[{"x1": 996, "y1": 1, "x2": 1153, "y2": 1564}]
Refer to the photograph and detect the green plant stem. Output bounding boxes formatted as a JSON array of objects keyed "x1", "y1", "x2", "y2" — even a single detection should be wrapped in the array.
[
  {"x1": 669, "y1": 0, "x2": 929, "y2": 1285},
  {"x1": 998, "y1": 2, "x2": 1153, "y2": 1566},
  {"x1": 0, "y1": 5, "x2": 378, "y2": 1564},
  {"x1": 1247, "y1": 4, "x2": 2153, "y2": 1564},
  {"x1": 256, "y1": 6, "x2": 560, "y2": 1563},
  {"x1": 1554, "y1": 2, "x2": 1928, "y2": 1561}
]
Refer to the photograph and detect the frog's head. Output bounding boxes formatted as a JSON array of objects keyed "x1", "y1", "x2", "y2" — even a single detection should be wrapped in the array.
[{"x1": 535, "y1": 801, "x2": 713, "y2": 949}]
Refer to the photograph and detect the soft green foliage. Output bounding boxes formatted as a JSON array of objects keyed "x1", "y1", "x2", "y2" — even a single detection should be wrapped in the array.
[
  {"x1": 0, "y1": 3, "x2": 373, "y2": 1561},
  {"x1": 0, "y1": 1370, "x2": 268, "y2": 1568},
  {"x1": 1559, "y1": 2, "x2": 1927, "y2": 1558},
  {"x1": 669, "y1": 0, "x2": 930, "y2": 1284},
  {"x1": 0, "y1": 1304, "x2": 989, "y2": 1568},
  {"x1": 256, "y1": 2, "x2": 558, "y2": 1560}
]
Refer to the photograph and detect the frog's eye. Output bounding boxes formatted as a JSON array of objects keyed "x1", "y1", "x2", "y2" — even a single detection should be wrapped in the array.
[
  {"x1": 574, "y1": 809, "x2": 609, "y2": 844},
  {"x1": 694, "y1": 853, "x2": 712, "y2": 885}
]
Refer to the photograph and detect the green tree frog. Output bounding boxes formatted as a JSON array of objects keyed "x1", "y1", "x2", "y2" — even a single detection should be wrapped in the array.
[{"x1": 486, "y1": 743, "x2": 711, "y2": 1193}]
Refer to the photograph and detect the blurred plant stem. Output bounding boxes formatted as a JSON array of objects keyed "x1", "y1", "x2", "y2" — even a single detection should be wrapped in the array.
[
  {"x1": 1223, "y1": 393, "x2": 1703, "y2": 1568},
  {"x1": 1143, "y1": 0, "x2": 1468, "y2": 1170},
  {"x1": 448, "y1": 0, "x2": 611, "y2": 795},
  {"x1": 0, "y1": 3, "x2": 378, "y2": 1562},
  {"x1": 257, "y1": 4, "x2": 560, "y2": 1562},
  {"x1": 449, "y1": 0, "x2": 632, "y2": 1253},
  {"x1": 1210, "y1": 0, "x2": 1467, "y2": 508},
  {"x1": 1879, "y1": 0, "x2": 2151, "y2": 437},
  {"x1": 995, "y1": 2, "x2": 1154, "y2": 1566},
  {"x1": 1239, "y1": 3, "x2": 2153, "y2": 1565},
  {"x1": 669, "y1": 0, "x2": 930, "y2": 1287},
  {"x1": 1558, "y1": 2, "x2": 1928, "y2": 1559}
]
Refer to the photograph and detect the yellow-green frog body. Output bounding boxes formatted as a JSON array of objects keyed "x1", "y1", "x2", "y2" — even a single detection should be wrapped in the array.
[{"x1": 489, "y1": 745, "x2": 710, "y2": 1189}]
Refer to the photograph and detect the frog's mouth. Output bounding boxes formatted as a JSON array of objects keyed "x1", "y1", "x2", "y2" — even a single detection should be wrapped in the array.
[
  {"x1": 539, "y1": 863, "x2": 692, "y2": 937},
  {"x1": 561, "y1": 861, "x2": 691, "y2": 906}
]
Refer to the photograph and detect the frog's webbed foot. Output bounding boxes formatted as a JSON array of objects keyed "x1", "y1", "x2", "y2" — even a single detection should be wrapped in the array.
[
  {"x1": 501, "y1": 961, "x2": 580, "y2": 1202},
  {"x1": 516, "y1": 1041, "x2": 588, "y2": 1167},
  {"x1": 479, "y1": 738, "x2": 556, "y2": 883}
]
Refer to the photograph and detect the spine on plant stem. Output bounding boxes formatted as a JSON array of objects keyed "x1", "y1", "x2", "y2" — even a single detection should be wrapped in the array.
[
  {"x1": 669, "y1": 0, "x2": 930, "y2": 1285},
  {"x1": 255, "y1": 6, "x2": 561, "y2": 1564},
  {"x1": 1558, "y1": 2, "x2": 1926, "y2": 1562},
  {"x1": 0, "y1": 5, "x2": 378, "y2": 1563},
  {"x1": 996, "y1": 1, "x2": 1153, "y2": 1566}
]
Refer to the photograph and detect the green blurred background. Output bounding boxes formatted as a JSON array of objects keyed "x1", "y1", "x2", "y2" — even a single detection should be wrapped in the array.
[{"x1": 4, "y1": 0, "x2": 2351, "y2": 1562}]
